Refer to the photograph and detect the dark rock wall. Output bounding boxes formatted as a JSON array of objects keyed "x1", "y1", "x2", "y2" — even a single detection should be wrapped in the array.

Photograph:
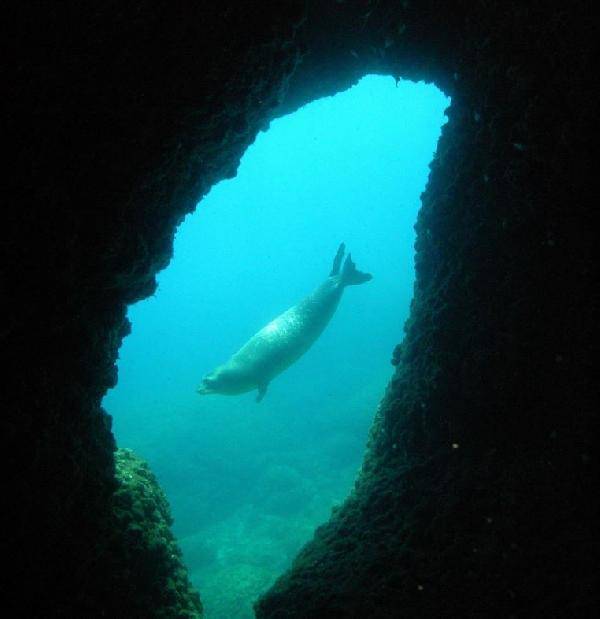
[
  {"x1": 3, "y1": 1, "x2": 595, "y2": 616},
  {"x1": 258, "y1": 2, "x2": 597, "y2": 617},
  {"x1": 4, "y1": 2, "x2": 303, "y2": 615}
]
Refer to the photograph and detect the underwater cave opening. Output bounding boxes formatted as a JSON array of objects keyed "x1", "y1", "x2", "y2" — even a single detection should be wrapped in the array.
[{"x1": 103, "y1": 74, "x2": 449, "y2": 618}]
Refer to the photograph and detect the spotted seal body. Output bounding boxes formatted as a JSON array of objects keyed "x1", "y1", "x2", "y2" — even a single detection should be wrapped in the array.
[{"x1": 197, "y1": 243, "x2": 372, "y2": 402}]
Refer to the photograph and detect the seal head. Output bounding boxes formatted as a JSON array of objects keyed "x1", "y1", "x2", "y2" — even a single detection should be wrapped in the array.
[{"x1": 197, "y1": 365, "x2": 254, "y2": 395}]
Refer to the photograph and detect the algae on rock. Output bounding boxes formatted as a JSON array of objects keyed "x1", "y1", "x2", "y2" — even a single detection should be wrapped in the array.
[{"x1": 111, "y1": 448, "x2": 203, "y2": 618}]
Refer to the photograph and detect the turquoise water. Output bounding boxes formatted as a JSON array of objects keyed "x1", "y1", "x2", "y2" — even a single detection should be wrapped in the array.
[{"x1": 103, "y1": 75, "x2": 448, "y2": 618}]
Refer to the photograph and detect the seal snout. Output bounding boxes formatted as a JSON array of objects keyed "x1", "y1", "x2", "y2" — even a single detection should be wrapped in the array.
[{"x1": 197, "y1": 376, "x2": 216, "y2": 395}]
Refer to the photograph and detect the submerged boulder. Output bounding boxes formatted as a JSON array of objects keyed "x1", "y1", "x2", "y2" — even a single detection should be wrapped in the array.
[{"x1": 109, "y1": 448, "x2": 203, "y2": 618}]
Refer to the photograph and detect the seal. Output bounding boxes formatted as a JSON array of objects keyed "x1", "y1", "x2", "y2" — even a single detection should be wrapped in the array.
[{"x1": 197, "y1": 243, "x2": 372, "y2": 402}]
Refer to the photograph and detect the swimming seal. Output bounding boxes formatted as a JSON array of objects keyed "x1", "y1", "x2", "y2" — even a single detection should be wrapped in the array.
[{"x1": 197, "y1": 243, "x2": 372, "y2": 403}]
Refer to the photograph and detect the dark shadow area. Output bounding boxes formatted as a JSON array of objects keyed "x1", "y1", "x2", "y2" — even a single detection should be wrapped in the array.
[{"x1": 4, "y1": 2, "x2": 595, "y2": 617}]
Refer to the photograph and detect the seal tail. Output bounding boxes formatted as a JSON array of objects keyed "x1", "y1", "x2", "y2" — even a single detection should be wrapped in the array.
[{"x1": 340, "y1": 252, "x2": 372, "y2": 286}]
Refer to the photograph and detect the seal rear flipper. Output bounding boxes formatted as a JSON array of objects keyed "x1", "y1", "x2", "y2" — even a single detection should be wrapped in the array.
[
  {"x1": 256, "y1": 383, "x2": 268, "y2": 403},
  {"x1": 329, "y1": 243, "x2": 346, "y2": 276},
  {"x1": 341, "y1": 253, "x2": 372, "y2": 286}
]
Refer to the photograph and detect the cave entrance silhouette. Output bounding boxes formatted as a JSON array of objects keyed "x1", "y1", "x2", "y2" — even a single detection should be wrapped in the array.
[{"x1": 103, "y1": 74, "x2": 449, "y2": 618}]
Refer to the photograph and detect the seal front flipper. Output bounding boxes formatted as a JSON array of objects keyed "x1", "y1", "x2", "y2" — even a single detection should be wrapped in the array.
[{"x1": 256, "y1": 383, "x2": 268, "y2": 403}]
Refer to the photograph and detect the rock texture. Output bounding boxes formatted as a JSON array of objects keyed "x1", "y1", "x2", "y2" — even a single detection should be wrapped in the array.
[
  {"x1": 3, "y1": 1, "x2": 595, "y2": 617},
  {"x1": 111, "y1": 449, "x2": 203, "y2": 617}
]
